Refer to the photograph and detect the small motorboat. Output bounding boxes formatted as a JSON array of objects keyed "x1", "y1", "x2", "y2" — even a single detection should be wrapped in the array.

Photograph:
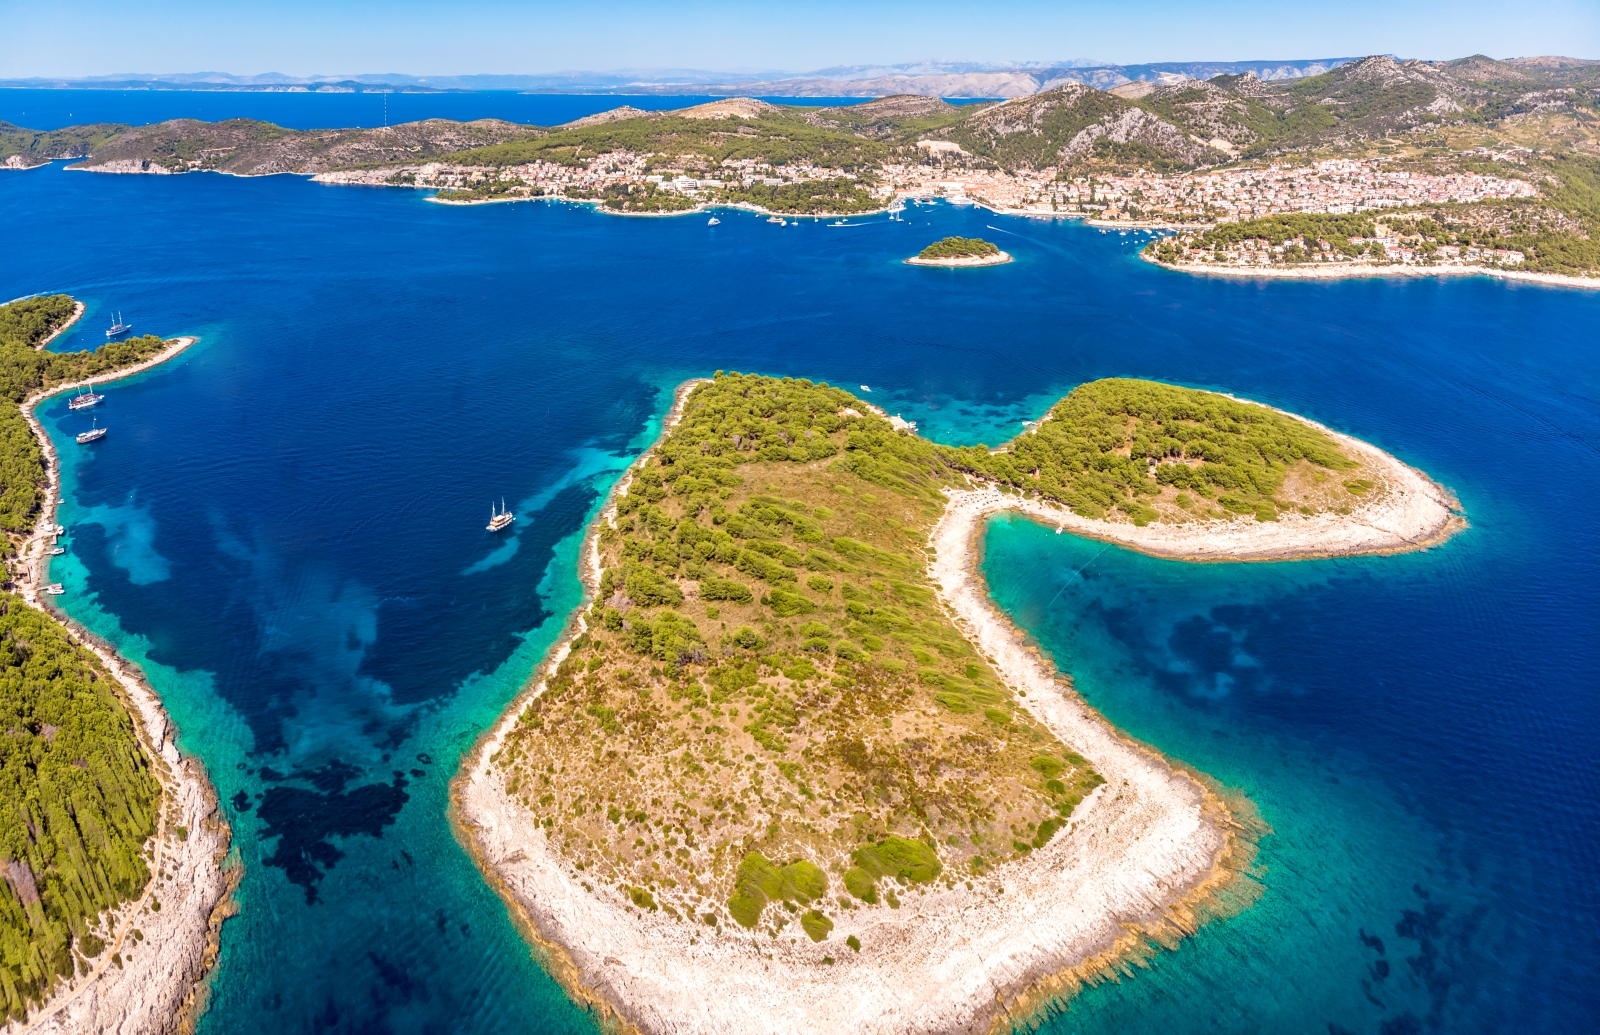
[
  {"x1": 50, "y1": 547, "x2": 64, "y2": 556},
  {"x1": 44, "y1": 584, "x2": 64, "y2": 596},
  {"x1": 707, "y1": 217, "x2": 720, "y2": 225}
]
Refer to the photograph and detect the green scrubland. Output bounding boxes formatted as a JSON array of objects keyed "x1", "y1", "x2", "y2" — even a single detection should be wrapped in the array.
[{"x1": 490, "y1": 372, "x2": 1359, "y2": 941}]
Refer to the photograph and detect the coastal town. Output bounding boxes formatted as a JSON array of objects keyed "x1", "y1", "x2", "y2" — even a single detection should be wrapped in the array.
[{"x1": 323, "y1": 148, "x2": 1541, "y2": 234}]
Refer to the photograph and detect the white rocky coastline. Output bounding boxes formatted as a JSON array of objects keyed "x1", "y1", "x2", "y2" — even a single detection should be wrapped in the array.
[
  {"x1": 6, "y1": 336, "x2": 232, "y2": 1035},
  {"x1": 904, "y1": 250, "x2": 1013, "y2": 268}
]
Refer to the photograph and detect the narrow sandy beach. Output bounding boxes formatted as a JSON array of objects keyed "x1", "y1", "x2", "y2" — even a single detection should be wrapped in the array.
[
  {"x1": 6, "y1": 334, "x2": 233, "y2": 1035},
  {"x1": 452, "y1": 381, "x2": 1264, "y2": 1035}
]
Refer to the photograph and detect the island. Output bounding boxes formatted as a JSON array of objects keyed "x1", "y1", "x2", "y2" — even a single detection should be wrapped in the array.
[
  {"x1": 7, "y1": 55, "x2": 1597, "y2": 282},
  {"x1": 453, "y1": 373, "x2": 1462, "y2": 1035},
  {"x1": 905, "y1": 236, "x2": 1012, "y2": 267},
  {"x1": 0, "y1": 295, "x2": 230, "y2": 1033}
]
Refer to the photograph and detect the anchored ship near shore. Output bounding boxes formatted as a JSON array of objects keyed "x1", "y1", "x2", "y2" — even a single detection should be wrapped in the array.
[
  {"x1": 105, "y1": 311, "x2": 131, "y2": 339},
  {"x1": 486, "y1": 499, "x2": 515, "y2": 532},
  {"x1": 69, "y1": 386, "x2": 104, "y2": 410}
]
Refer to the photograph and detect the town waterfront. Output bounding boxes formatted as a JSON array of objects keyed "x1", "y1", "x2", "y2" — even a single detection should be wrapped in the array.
[{"x1": 2, "y1": 96, "x2": 1597, "y2": 1033}]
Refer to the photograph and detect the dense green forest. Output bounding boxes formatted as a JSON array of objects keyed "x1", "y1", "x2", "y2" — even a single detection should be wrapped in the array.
[
  {"x1": 0, "y1": 594, "x2": 159, "y2": 1019},
  {"x1": 917, "y1": 237, "x2": 1000, "y2": 259},
  {"x1": 0, "y1": 296, "x2": 168, "y2": 536}
]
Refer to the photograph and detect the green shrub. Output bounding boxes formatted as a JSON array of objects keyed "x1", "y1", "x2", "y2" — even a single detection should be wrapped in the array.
[
  {"x1": 731, "y1": 626, "x2": 765, "y2": 650},
  {"x1": 843, "y1": 865, "x2": 879, "y2": 903},
  {"x1": 846, "y1": 934, "x2": 861, "y2": 952},
  {"x1": 727, "y1": 852, "x2": 830, "y2": 927},
  {"x1": 1030, "y1": 756, "x2": 1065, "y2": 778},
  {"x1": 851, "y1": 835, "x2": 942, "y2": 885},
  {"x1": 765, "y1": 589, "x2": 816, "y2": 617},
  {"x1": 627, "y1": 887, "x2": 658, "y2": 911},
  {"x1": 834, "y1": 642, "x2": 866, "y2": 662},
  {"x1": 624, "y1": 565, "x2": 684, "y2": 608},
  {"x1": 700, "y1": 577, "x2": 753, "y2": 603},
  {"x1": 801, "y1": 910, "x2": 834, "y2": 942},
  {"x1": 806, "y1": 575, "x2": 834, "y2": 594}
]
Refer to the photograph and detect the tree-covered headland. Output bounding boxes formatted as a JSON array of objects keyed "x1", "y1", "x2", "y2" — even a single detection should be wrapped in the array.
[{"x1": 487, "y1": 372, "x2": 1363, "y2": 939}]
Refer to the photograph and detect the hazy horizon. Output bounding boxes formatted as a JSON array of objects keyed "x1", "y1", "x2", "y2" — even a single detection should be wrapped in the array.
[{"x1": 2, "y1": 0, "x2": 1595, "y2": 80}]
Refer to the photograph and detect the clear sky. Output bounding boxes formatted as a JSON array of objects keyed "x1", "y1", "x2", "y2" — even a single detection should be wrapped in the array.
[{"x1": 1, "y1": 0, "x2": 1596, "y2": 78}]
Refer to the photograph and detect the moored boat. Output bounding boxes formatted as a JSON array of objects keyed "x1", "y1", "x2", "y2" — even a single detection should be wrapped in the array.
[
  {"x1": 487, "y1": 498, "x2": 515, "y2": 532},
  {"x1": 44, "y1": 584, "x2": 64, "y2": 596},
  {"x1": 105, "y1": 311, "x2": 131, "y2": 339},
  {"x1": 69, "y1": 387, "x2": 103, "y2": 410},
  {"x1": 77, "y1": 419, "x2": 106, "y2": 444}
]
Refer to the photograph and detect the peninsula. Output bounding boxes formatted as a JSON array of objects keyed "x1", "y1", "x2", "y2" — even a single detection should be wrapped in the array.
[
  {"x1": 905, "y1": 236, "x2": 1012, "y2": 267},
  {"x1": 0, "y1": 296, "x2": 230, "y2": 1035},
  {"x1": 454, "y1": 374, "x2": 1460, "y2": 1034}
]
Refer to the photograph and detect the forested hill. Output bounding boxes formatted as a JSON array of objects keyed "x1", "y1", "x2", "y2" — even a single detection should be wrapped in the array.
[{"x1": 0, "y1": 595, "x2": 161, "y2": 1020}]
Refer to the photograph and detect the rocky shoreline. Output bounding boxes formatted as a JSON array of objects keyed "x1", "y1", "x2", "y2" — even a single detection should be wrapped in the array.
[
  {"x1": 904, "y1": 251, "x2": 1013, "y2": 267},
  {"x1": 6, "y1": 335, "x2": 232, "y2": 1035},
  {"x1": 1142, "y1": 249, "x2": 1600, "y2": 291}
]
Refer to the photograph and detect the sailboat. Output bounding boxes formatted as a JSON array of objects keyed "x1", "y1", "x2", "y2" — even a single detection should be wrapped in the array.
[
  {"x1": 68, "y1": 385, "x2": 103, "y2": 410},
  {"x1": 105, "y1": 312, "x2": 131, "y2": 339},
  {"x1": 76, "y1": 418, "x2": 106, "y2": 444},
  {"x1": 486, "y1": 498, "x2": 515, "y2": 532}
]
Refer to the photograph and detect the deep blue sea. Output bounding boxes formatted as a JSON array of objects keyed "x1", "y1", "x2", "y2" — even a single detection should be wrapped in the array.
[{"x1": 2, "y1": 91, "x2": 1597, "y2": 1035}]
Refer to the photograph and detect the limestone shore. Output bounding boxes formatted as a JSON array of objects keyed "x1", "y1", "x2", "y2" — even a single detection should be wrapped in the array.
[
  {"x1": 1142, "y1": 250, "x2": 1600, "y2": 291},
  {"x1": 6, "y1": 335, "x2": 232, "y2": 1035}
]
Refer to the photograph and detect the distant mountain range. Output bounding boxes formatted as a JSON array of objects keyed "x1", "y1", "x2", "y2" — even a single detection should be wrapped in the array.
[{"x1": 0, "y1": 58, "x2": 1365, "y2": 98}]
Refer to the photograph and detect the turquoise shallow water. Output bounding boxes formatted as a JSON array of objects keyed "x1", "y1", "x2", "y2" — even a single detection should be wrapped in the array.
[{"x1": 2, "y1": 89, "x2": 1597, "y2": 1033}]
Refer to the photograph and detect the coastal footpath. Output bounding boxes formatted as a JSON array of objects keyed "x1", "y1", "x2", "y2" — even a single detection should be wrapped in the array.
[
  {"x1": 454, "y1": 374, "x2": 1458, "y2": 1034},
  {"x1": 0, "y1": 298, "x2": 230, "y2": 1034}
]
